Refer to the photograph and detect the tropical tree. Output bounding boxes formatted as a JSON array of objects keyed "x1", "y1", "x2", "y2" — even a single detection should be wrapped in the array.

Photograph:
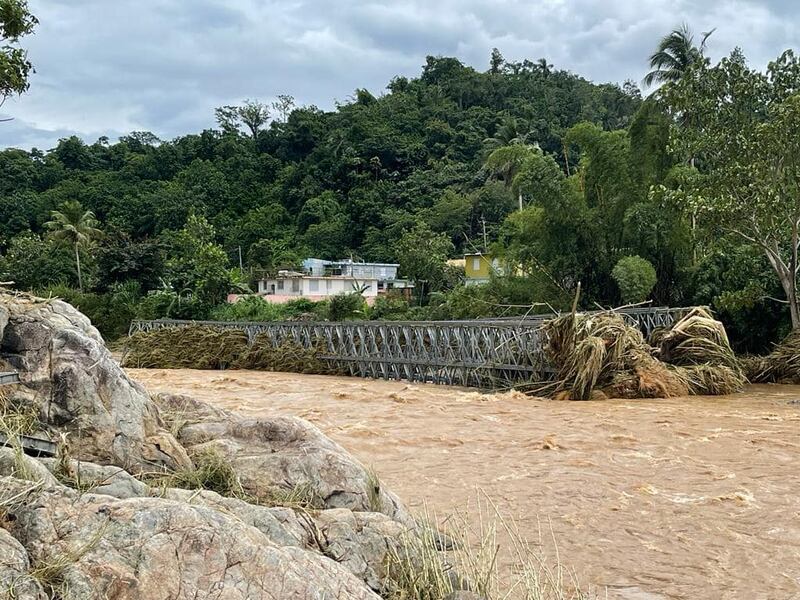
[
  {"x1": 484, "y1": 144, "x2": 540, "y2": 211},
  {"x1": 394, "y1": 222, "x2": 455, "y2": 299},
  {"x1": 484, "y1": 118, "x2": 538, "y2": 149},
  {"x1": 271, "y1": 94, "x2": 295, "y2": 123},
  {"x1": 660, "y1": 49, "x2": 800, "y2": 328},
  {"x1": 45, "y1": 200, "x2": 102, "y2": 292},
  {"x1": 214, "y1": 99, "x2": 270, "y2": 139},
  {"x1": 0, "y1": 0, "x2": 38, "y2": 106},
  {"x1": 612, "y1": 255, "x2": 657, "y2": 303},
  {"x1": 536, "y1": 58, "x2": 553, "y2": 78},
  {"x1": 643, "y1": 23, "x2": 714, "y2": 88}
]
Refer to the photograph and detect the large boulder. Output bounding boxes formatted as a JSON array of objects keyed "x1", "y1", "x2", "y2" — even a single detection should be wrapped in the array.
[
  {"x1": 0, "y1": 292, "x2": 190, "y2": 473},
  {"x1": 1, "y1": 476, "x2": 381, "y2": 600},
  {"x1": 155, "y1": 393, "x2": 412, "y2": 524},
  {"x1": 33, "y1": 456, "x2": 409, "y2": 592}
]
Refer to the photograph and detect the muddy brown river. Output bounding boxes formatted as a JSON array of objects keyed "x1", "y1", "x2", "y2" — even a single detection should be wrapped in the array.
[{"x1": 127, "y1": 368, "x2": 800, "y2": 600}]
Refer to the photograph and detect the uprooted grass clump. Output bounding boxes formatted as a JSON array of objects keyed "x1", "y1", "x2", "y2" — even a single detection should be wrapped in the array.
[
  {"x1": 0, "y1": 390, "x2": 41, "y2": 437},
  {"x1": 741, "y1": 329, "x2": 800, "y2": 384},
  {"x1": 122, "y1": 325, "x2": 337, "y2": 374},
  {"x1": 123, "y1": 326, "x2": 248, "y2": 369},
  {"x1": 543, "y1": 307, "x2": 745, "y2": 400},
  {"x1": 236, "y1": 333, "x2": 335, "y2": 374}
]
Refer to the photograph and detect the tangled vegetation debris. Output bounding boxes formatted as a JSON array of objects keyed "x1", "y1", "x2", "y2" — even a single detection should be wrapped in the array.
[
  {"x1": 741, "y1": 329, "x2": 800, "y2": 384},
  {"x1": 543, "y1": 307, "x2": 745, "y2": 400},
  {"x1": 122, "y1": 325, "x2": 337, "y2": 374}
]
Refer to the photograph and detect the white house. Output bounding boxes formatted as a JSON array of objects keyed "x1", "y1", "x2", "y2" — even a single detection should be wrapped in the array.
[
  {"x1": 257, "y1": 270, "x2": 380, "y2": 303},
  {"x1": 254, "y1": 259, "x2": 414, "y2": 304}
]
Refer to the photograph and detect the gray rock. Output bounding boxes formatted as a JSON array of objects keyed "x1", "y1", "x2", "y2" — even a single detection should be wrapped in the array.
[
  {"x1": 38, "y1": 458, "x2": 149, "y2": 499},
  {"x1": 158, "y1": 487, "x2": 308, "y2": 548},
  {"x1": 155, "y1": 393, "x2": 412, "y2": 524},
  {"x1": 0, "y1": 292, "x2": 190, "y2": 473},
  {"x1": 0, "y1": 447, "x2": 59, "y2": 486},
  {"x1": 314, "y1": 508, "x2": 407, "y2": 591},
  {"x1": 1, "y1": 476, "x2": 381, "y2": 600},
  {"x1": 0, "y1": 528, "x2": 47, "y2": 600}
]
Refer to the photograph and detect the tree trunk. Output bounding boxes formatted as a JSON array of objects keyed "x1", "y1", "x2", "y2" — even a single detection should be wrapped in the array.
[
  {"x1": 518, "y1": 191, "x2": 523, "y2": 211},
  {"x1": 782, "y1": 275, "x2": 800, "y2": 330},
  {"x1": 75, "y1": 243, "x2": 83, "y2": 293},
  {"x1": 767, "y1": 251, "x2": 800, "y2": 329}
]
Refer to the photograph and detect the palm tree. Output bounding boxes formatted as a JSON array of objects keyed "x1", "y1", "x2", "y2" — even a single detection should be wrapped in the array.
[
  {"x1": 643, "y1": 23, "x2": 715, "y2": 88},
  {"x1": 484, "y1": 144, "x2": 539, "y2": 211},
  {"x1": 45, "y1": 200, "x2": 102, "y2": 292},
  {"x1": 484, "y1": 118, "x2": 538, "y2": 150},
  {"x1": 536, "y1": 58, "x2": 553, "y2": 78}
]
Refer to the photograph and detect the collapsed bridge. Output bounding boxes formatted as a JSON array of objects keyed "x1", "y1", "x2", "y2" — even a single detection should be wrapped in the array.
[{"x1": 128, "y1": 307, "x2": 687, "y2": 388}]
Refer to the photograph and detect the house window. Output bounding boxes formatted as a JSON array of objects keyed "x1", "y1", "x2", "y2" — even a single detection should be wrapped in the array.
[
  {"x1": 309, "y1": 279, "x2": 319, "y2": 292},
  {"x1": 292, "y1": 279, "x2": 300, "y2": 293},
  {"x1": 472, "y1": 257, "x2": 481, "y2": 271},
  {"x1": 326, "y1": 280, "x2": 332, "y2": 291},
  {"x1": 277, "y1": 280, "x2": 284, "y2": 291}
]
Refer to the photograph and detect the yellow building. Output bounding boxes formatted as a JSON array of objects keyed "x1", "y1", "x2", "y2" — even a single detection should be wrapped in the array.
[{"x1": 464, "y1": 253, "x2": 503, "y2": 285}]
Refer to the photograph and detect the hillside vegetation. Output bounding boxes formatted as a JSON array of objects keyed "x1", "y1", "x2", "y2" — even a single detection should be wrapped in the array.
[{"x1": 1, "y1": 39, "x2": 797, "y2": 351}]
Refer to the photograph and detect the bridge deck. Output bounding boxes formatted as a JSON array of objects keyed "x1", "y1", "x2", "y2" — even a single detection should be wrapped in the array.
[{"x1": 128, "y1": 307, "x2": 686, "y2": 388}]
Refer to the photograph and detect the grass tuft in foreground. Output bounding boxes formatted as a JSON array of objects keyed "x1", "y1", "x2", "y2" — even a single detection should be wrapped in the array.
[{"x1": 383, "y1": 493, "x2": 596, "y2": 600}]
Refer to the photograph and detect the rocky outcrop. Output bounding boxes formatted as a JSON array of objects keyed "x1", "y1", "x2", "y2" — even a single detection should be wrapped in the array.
[
  {"x1": 0, "y1": 293, "x2": 444, "y2": 598},
  {"x1": 155, "y1": 393, "x2": 412, "y2": 524},
  {"x1": 0, "y1": 292, "x2": 190, "y2": 473},
  {"x1": 32, "y1": 456, "x2": 406, "y2": 589},
  {"x1": 1, "y1": 477, "x2": 381, "y2": 600}
]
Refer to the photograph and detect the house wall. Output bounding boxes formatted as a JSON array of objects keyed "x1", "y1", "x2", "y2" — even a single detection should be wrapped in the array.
[
  {"x1": 465, "y1": 255, "x2": 497, "y2": 279},
  {"x1": 258, "y1": 277, "x2": 379, "y2": 298},
  {"x1": 464, "y1": 254, "x2": 504, "y2": 286}
]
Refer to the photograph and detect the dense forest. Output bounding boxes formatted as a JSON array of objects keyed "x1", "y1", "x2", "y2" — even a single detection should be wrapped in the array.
[{"x1": 1, "y1": 2, "x2": 798, "y2": 352}]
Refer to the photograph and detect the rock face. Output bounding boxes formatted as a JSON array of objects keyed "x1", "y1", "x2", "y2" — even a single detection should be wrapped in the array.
[
  {"x1": 155, "y1": 393, "x2": 412, "y2": 525},
  {"x1": 0, "y1": 293, "x2": 190, "y2": 473},
  {"x1": 0, "y1": 293, "x2": 440, "y2": 599},
  {"x1": 0, "y1": 528, "x2": 47, "y2": 600},
  {"x1": 1, "y1": 477, "x2": 381, "y2": 600}
]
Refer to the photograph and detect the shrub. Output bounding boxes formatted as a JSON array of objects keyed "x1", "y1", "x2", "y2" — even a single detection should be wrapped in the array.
[
  {"x1": 369, "y1": 295, "x2": 410, "y2": 320},
  {"x1": 326, "y1": 293, "x2": 367, "y2": 321},
  {"x1": 135, "y1": 290, "x2": 211, "y2": 321},
  {"x1": 611, "y1": 255, "x2": 657, "y2": 304},
  {"x1": 210, "y1": 296, "x2": 284, "y2": 321},
  {"x1": 38, "y1": 281, "x2": 144, "y2": 341}
]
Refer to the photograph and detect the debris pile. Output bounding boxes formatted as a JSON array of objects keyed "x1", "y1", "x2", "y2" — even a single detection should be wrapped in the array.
[
  {"x1": 741, "y1": 329, "x2": 800, "y2": 383},
  {"x1": 543, "y1": 307, "x2": 745, "y2": 400},
  {"x1": 122, "y1": 325, "x2": 337, "y2": 374}
]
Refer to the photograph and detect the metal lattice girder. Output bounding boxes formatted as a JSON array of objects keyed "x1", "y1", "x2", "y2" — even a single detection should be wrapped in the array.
[{"x1": 128, "y1": 307, "x2": 689, "y2": 389}]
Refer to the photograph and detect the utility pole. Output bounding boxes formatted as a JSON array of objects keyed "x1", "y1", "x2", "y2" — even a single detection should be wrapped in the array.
[
  {"x1": 238, "y1": 246, "x2": 243, "y2": 271},
  {"x1": 480, "y1": 216, "x2": 488, "y2": 252}
]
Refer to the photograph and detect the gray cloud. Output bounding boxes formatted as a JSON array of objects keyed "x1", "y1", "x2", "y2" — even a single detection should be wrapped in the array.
[{"x1": 1, "y1": 0, "x2": 797, "y2": 150}]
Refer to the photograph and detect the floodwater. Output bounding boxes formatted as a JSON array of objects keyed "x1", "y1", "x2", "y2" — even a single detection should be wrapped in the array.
[{"x1": 127, "y1": 368, "x2": 800, "y2": 600}]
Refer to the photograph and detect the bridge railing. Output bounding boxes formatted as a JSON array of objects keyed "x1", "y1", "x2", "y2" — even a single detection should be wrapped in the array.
[{"x1": 127, "y1": 307, "x2": 688, "y2": 388}]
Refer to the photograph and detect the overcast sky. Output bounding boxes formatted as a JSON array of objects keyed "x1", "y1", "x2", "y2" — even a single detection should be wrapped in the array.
[{"x1": 1, "y1": 0, "x2": 797, "y2": 150}]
